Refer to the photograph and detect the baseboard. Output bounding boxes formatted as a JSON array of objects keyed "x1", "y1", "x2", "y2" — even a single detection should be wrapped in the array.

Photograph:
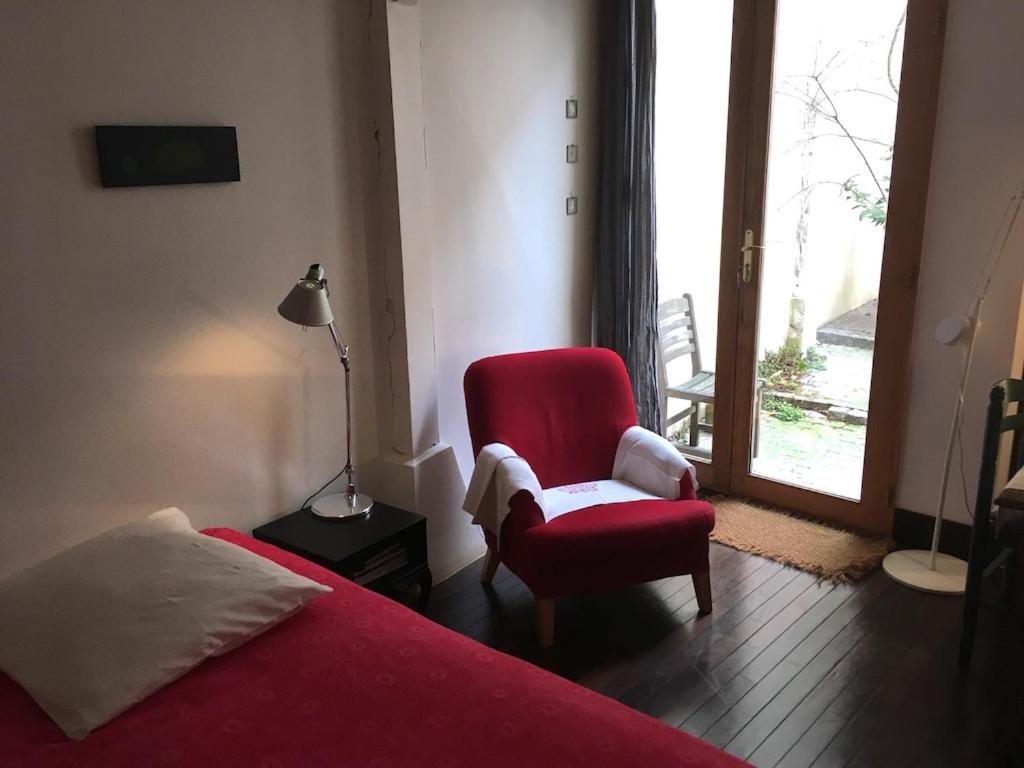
[{"x1": 891, "y1": 507, "x2": 972, "y2": 560}]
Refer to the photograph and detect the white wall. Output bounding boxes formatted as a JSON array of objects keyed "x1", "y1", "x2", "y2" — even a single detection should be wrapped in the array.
[
  {"x1": 0, "y1": 0, "x2": 600, "y2": 584},
  {"x1": 897, "y1": 0, "x2": 1024, "y2": 524},
  {"x1": 371, "y1": 0, "x2": 600, "y2": 578},
  {"x1": 0, "y1": 0, "x2": 380, "y2": 578},
  {"x1": 419, "y1": 0, "x2": 599, "y2": 480}
]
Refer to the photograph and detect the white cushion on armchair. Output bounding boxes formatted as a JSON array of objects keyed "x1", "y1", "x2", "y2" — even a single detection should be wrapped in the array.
[
  {"x1": 464, "y1": 427, "x2": 697, "y2": 542},
  {"x1": 542, "y1": 428, "x2": 697, "y2": 522},
  {"x1": 612, "y1": 425, "x2": 698, "y2": 500}
]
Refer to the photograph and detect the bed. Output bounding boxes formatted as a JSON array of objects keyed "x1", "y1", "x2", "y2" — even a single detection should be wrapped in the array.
[{"x1": 0, "y1": 529, "x2": 747, "y2": 768}]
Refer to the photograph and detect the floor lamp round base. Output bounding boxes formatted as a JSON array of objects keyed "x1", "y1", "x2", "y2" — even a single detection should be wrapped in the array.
[
  {"x1": 312, "y1": 492, "x2": 374, "y2": 520},
  {"x1": 882, "y1": 549, "x2": 968, "y2": 595}
]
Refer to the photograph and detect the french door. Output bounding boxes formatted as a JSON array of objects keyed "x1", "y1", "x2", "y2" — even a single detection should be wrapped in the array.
[{"x1": 656, "y1": 0, "x2": 947, "y2": 534}]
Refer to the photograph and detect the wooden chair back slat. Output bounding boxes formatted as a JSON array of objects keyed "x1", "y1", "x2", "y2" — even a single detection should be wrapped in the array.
[
  {"x1": 1000, "y1": 378, "x2": 1024, "y2": 403},
  {"x1": 657, "y1": 293, "x2": 702, "y2": 374},
  {"x1": 660, "y1": 325, "x2": 695, "y2": 344},
  {"x1": 1002, "y1": 412, "x2": 1024, "y2": 433},
  {"x1": 662, "y1": 341, "x2": 697, "y2": 363}
]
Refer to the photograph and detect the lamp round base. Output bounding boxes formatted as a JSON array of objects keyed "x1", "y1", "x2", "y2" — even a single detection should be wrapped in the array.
[
  {"x1": 312, "y1": 492, "x2": 374, "y2": 520},
  {"x1": 882, "y1": 549, "x2": 968, "y2": 595}
]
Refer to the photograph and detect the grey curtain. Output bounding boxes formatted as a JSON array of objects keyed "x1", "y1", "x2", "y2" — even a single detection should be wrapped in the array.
[{"x1": 594, "y1": 0, "x2": 660, "y2": 432}]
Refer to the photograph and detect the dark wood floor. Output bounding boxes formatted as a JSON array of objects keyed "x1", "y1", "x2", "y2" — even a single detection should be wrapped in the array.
[{"x1": 425, "y1": 543, "x2": 1024, "y2": 767}]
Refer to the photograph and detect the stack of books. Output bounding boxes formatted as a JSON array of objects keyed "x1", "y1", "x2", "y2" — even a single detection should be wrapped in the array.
[{"x1": 352, "y1": 543, "x2": 408, "y2": 586}]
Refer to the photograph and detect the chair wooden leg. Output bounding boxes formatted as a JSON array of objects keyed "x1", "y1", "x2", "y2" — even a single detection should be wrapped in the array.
[
  {"x1": 960, "y1": 507, "x2": 991, "y2": 670},
  {"x1": 689, "y1": 404, "x2": 700, "y2": 447},
  {"x1": 536, "y1": 598, "x2": 555, "y2": 647},
  {"x1": 480, "y1": 548, "x2": 499, "y2": 585},
  {"x1": 1002, "y1": 550, "x2": 1017, "y2": 610},
  {"x1": 693, "y1": 571, "x2": 712, "y2": 616},
  {"x1": 960, "y1": 385, "x2": 1004, "y2": 671},
  {"x1": 960, "y1": 561, "x2": 983, "y2": 671}
]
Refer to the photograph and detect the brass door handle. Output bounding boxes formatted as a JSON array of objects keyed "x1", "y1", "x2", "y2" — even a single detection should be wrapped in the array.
[{"x1": 740, "y1": 229, "x2": 765, "y2": 284}]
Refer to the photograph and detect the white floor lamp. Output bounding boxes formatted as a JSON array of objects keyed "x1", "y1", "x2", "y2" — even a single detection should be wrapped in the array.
[{"x1": 883, "y1": 183, "x2": 1024, "y2": 594}]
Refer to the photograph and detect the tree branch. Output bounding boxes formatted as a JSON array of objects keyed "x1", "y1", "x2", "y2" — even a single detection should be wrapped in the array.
[
  {"x1": 811, "y1": 74, "x2": 888, "y2": 202},
  {"x1": 887, "y1": 9, "x2": 907, "y2": 97},
  {"x1": 837, "y1": 87, "x2": 898, "y2": 104},
  {"x1": 790, "y1": 132, "x2": 892, "y2": 148},
  {"x1": 777, "y1": 180, "x2": 845, "y2": 210}
]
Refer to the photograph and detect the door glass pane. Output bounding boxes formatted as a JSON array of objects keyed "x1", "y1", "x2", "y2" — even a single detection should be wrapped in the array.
[
  {"x1": 655, "y1": 0, "x2": 732, "y2": 461},
  {"x1": 750, "y1": 0, "x2": 906, "y2": 499}
]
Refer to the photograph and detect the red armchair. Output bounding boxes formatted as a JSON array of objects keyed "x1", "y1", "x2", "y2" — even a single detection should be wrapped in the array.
[{"x1": 464, "y1": 347, "x2": 715, "y2": 646}]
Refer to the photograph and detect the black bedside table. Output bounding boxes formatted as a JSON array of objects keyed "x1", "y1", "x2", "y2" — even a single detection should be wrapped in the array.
[{"x1": 253, "y1": 502, "x2": 431, "y2": 612}]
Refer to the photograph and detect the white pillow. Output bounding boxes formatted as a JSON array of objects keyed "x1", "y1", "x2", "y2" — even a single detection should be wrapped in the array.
[{"x1": 0, "y1": 508, "x2": 331, "y2": 739}]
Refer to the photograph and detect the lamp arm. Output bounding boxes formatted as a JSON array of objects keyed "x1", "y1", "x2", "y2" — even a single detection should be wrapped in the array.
[
  {"x1": 328, "y1": 323, "x2": 356, "y2": 495},
  {"x1": 929, "y1": 183, "x2": 1024, "y2": 569},
  {"x1": 326, "y1": 322, "x2": 349, "y2": 367}
]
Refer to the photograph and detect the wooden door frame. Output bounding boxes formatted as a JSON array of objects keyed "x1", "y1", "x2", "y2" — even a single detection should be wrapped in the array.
[
  {"x1": 705, "y1": 0, "x2": 948, "y2": 535},
  {"x1": 699, "y1": 0, "x2": 764, "y2": 493}
]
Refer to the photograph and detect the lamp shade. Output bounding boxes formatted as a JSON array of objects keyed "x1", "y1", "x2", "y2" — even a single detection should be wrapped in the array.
[{"x1": 278, "y1": 278, "x2": 334, "y2": 326}]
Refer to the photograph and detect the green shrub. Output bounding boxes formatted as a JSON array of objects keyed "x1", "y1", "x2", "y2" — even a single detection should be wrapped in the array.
[
  {"x1": 804, "y1": 346, "x2": 827, "y2": 371},
  {"x1": 763, "y1": 394, "x2": 804, "y2": 422},
  {"x1": 757, "y1": 341, "x2": 826, "y2": 392}
]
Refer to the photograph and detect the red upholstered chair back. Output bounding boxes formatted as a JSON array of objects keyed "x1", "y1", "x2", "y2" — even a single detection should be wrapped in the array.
[{"x1": 464, "y1": 347, "x2": 639, "y2": 489}]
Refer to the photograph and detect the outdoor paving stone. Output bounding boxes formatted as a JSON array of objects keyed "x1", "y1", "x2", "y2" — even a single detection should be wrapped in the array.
[
  {"x1": 846, "y1": 408, "x2": 868, "y2": 425},
  {"x1": 800, "y1": 343, "x2": 873, "y2": 411},
  {"x1": 827, "y1": 405, "x2": 850, "y2": 421},
  {"x1": 750, "y1": 414, "x2": 865, "y2": 500},
  {"x1": 815, "y1": 298, "x2": 877, "y2": 349},
  {"x1": 672, "y1": 339, "x2": 872, "y2": 499},
  {"x1": 678, "y1": 413, "x2": 865, "y2": 500}
]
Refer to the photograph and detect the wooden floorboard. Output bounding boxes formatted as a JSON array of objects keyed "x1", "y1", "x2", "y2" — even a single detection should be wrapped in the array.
[
  {"x1": 627, "y1": 570, "x2": 822, "y2": 724},
  {"x1": 425, "y1": 543, "x2": 1023, "y2": 767},
  {"x1": 709, "y1": 577, "x2": 912, "y2": 754},
  {"x1": 681, "y1": 572, "x2": 891, "y2": 742},
  {"x1": 766, "y1": 582, "x2": 943, "y2": 767}
]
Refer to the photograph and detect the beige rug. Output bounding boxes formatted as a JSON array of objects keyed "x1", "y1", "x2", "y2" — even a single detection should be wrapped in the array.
[{"x1": 707, "y1": 495, "x2": 890, "y2": 582}]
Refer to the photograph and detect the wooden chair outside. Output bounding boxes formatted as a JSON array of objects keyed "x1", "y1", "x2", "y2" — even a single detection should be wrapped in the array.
[
  {"x1": 657, "y1": 294, "x2": 762, "y2": 457},
  {"x1": 960, "y1": 378, "x2": 1024, "y2": 670}
]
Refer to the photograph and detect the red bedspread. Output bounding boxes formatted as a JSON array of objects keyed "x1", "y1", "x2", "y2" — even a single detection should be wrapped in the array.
[{"x1": 0, "y1": 529, "x2": 747, "y2": 768}]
